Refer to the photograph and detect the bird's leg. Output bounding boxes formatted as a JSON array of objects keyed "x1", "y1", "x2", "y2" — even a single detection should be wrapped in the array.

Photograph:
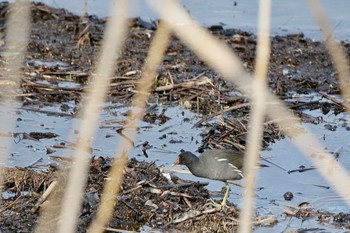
[
  {"x1": 220, "y1": 182, "x2": 230, "y2": 206},
  {"x1": 204, "y1": 182, "x2": 231, "y2": 208}
]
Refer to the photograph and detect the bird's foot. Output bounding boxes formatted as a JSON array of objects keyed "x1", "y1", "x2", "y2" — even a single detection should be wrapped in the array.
[{"x1": 204, "y1": 199, "x2": 226, "y2": 209}]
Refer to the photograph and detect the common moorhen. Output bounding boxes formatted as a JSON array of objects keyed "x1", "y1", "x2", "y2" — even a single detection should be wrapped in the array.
[{"x1": 173, "y1": 149, "x2": 245, "y2": 206}]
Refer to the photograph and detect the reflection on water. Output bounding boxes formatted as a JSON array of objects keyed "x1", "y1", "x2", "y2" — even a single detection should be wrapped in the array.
[{"x1": 312, "y1": 193, "x2": 349, "y2": 212}]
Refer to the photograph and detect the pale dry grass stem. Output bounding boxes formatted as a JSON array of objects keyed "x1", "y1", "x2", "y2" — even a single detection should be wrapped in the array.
[
  {"x1": 238, "y1": 0, "x2": 271, "y2": 232},
  {"x1": 35, "y1": 1, "x2": 130, "y2": 233},
  {"x1": 0, "y1": 0, "x2": 31, "y2": 191},
  {"x1": 308, "y1": 0, "x2": 350, "y2": 111},
  {"x1": 87, "y1": 21, "x2": 172, "y2": 233},
  {"x1": 56, "y1": 0, "x2": 130, "y2": 232}
]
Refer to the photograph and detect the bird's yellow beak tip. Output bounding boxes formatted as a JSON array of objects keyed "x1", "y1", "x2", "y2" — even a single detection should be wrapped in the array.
[{"x1": 172, "y1": 157, "x2": 180, "y2": 166}]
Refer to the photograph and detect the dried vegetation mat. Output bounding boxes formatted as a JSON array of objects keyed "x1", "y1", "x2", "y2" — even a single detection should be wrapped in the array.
[
  {"x1": 1, "y1": 157, "x2": 274, "y2": 232},
  {"x1": 2, "y1": 158, "x2": 350, "y2": 232}
]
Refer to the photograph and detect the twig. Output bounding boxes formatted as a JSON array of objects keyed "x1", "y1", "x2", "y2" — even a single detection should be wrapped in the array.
[
  {"x1": 40, "y1": 71, "x2": 89, "y2": 78},
  {"x1": 104, "y1": 227, "x2": 134, "y2": 233},
  {"x1": 172, "y1": 207, "x2": 220, "y2": 223},
  {"x1": 24, "y1": 158, "x2": 43, "y2": 169},
  {"x1": 288, "y1": 100, "x2": 320, "y2": 110},
  {"x1": 158, "y1": 124, "x2": 174, "y2": 132},
  {"x1": 182, "y1": 196, "x2": 192, "y2": 208},
  {"x1": 148, "y1": 188, "x2": 195, "y2": 199},
  {"x1": 116, "y1": 131, "x2": 135, "y2": 147},
  {"x1": 31, "y1": 181, "x2": 58, "y2": 213},
  {"x1": 184, "y1": 89, "x2": 207, "y2": 102},
  {"x1": 253, "y1": 216, "x2": 277, "y2": 225},
  {"x1": 117, "y1": 196, "x2": 138, "y2": 213},
  {"x1": 319, "y1": 92, "x2": 346, "y2": 110},
  {"x1": 288, "y1": 166, "x2": 316, "y2": 174},
  {"x1": 151, "y1": 181, "x2": 209, "y2": 189},
  {"x1": 227, "y1": 180, "x2": 244, "y2": 188},
  {"x1": 155, "y1": 76, "x2": 213, "y2": 92},
  {"x1": 261, "y1": 158, "x2": 287, "y2": 171},
  {"x1": 122, "y1": 177, "x2": 156, "y2": 194},
  {"x1": 21, "y1": 78, "x2": 83, "y2": 92},
  {"x1": 0, "y1": 193, "x2": 23, "y2": 214},
  {"x1": 20, "y1": 107, "x2": 74, "y2": 117},
  {"x1": 192, "y1": 103, "x2": 250, "y2": 128}
]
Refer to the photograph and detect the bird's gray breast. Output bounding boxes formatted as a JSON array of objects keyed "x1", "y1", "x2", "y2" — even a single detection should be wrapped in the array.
[{"x1": 191, "y1": 156, "x2": 243, "y2": 181}]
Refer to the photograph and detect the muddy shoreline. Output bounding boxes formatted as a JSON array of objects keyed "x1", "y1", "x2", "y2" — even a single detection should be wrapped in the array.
[{"x1": 1, "y1": 2, "x2": 350, "y2": 232}]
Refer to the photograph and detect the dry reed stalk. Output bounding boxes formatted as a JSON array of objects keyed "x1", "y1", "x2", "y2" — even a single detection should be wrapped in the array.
[
  {"x1": 87, "y1": 21, "x2": 172, "y2": 233},
  {"x1": 84, "y1": 0, "x2": 88, "y2": 17},
  {"x1": 57, "y1": 1, "x2": 130, "y2": 232},
  {"x1": 0, "y1": 0, "x2": 31, "y2": 190},
  {"x1": 238, "y1": 0, "x2": 271, "y2": 232},
  {"x1": 35, "y1": 1, "x2": 130, "y2": 233},
  {"x1": 308, "y1": 0, "x2": 350, "y2": 111},
  {"x1": 147, "y1": 0, "x2": 350, "y2": 211}
]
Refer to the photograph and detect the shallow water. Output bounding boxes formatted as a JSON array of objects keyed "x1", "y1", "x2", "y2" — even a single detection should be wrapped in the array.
[
  {"x1": 3, "y1": 94, "x2": 350, "y2": 231},
  {"x1": 28, "y1": 0, "x2": 350, "y2": 40},
  {"x1": 3, "y1": 103, "x2": 203, "y2": 168}
]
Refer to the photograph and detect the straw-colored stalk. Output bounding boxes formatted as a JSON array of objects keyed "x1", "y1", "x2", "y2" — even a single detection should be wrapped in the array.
[
  {"x1": 57, "y1": 1, "x2": 130, "y2": 232},
  {"x1": 0, "y1": 0, "x2": 31, "y2": 190},
  {"x1": 35, "y1": 1, "x2": 130, "y2": 233},
  {"x1": 84, "y1": 0, "x2": 88, "y2": 17},
  {"x1": 147, "y1": 0, "x2": 350, "y2": 211},
  {"x1": 308, "y1": 0, "x2": 350, "y2": 111},
  {"x1": 87, "y1": 21, "x2": 172, "y2": 233},
  {"x1": 238, "y1": 0, "x2": 271, "y2": 232}
]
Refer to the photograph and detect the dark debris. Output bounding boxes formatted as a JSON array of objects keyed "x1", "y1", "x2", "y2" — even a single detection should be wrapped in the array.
[{"x1": 1, "y1": 158, "x2": 242, "y2": 232}]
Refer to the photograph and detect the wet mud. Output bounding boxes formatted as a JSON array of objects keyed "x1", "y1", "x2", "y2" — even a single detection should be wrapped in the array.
[{"x1": 0, "y1": 2, "x2": 350, "y2": 232}]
